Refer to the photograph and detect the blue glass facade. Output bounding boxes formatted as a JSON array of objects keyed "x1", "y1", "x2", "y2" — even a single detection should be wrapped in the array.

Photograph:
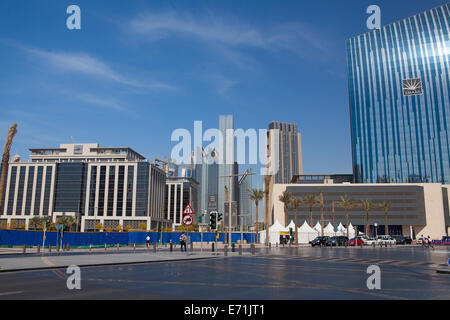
[{"x1": 347, "y1": 4, "x2": 450, "y2": 183}]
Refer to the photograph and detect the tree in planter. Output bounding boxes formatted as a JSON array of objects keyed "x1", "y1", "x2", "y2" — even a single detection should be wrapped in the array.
[
  {"x1": 379, "y1": 201, "x2": 392, "y2": 236},
  {"x1": 95, "y1": 222, "x2": 104, "y2": 232},
  {"x1": 0, "y1": 221, "x2": 7, "y2": 229},
  {"x1": 105, "y1": 227, "x2": 112, "y2": 233},
  {"x1": 115, "y1": 224, "x2": 123, "y2": 232},
  {"x1": 304, "y1": 194, "x2": 320, "y2": 226},
  {"x1": 29, "y1": 216, "x2": 44, "y2": 230},
  {"x1": 249, "y1": 188, "x2": 264, "y2": 244},
  {"x1": 360, "y1": 199, "x2": 376, "y2": 237},
  {"x1": 9, "y1": 219, "x2": 17, "y2": 229},
  {"x1": 56, "y1": 216, "x2": 76, "y2": 231},
  {"x1": 290, "y1": 197, "x2": 303, "y2": 245},
  {"x1": 124, "y1": 225, "x2": 132, "y2": 232},
  {"x1": 278, "y1": 190, "x2": 293, "y2": 227},
  {"x1": 138, "y1": 223, "x2": 147, "y2": 231},
  {"x1": 337, "y1": 194, "x2": 357, "y2": 239}
]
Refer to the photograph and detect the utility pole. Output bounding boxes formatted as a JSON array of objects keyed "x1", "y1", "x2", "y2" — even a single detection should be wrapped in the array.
[{"x1": 220, "y1": 170, "x2": 255, "y2": 248}]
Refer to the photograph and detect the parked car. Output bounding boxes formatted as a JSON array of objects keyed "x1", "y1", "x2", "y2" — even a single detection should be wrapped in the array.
[
  {"x1": 310, "y1": 236, "x2": 330, "y2": 247},
  {"x1": 325, "y1": 236, "x2": 349, "y2": 246},
  {"x1": 391, "y1": 235, "x2": 412, "y2": 244},
  {"x1": 347, "y1": 237, "x2": 364, "y2": 246},
  {"x1": 364, "y1": 238, "x2": 377, "y2": 246},
  {"x1": 376, "y1": 235, "x2": 397, "y2": 246}
]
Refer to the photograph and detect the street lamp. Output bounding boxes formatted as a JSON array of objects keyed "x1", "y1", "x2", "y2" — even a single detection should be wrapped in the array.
[
  {"x1": 220, "y1": 170, "x2": 255, "y2": 246},
  {"x1": 374, "y1": 222, "x2": 378, "y2": 238}
]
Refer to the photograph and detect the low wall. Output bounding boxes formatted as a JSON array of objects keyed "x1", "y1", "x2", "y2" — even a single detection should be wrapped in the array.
[{"x1": 0, "y1": 229, "x2": 256, "y2": 246}]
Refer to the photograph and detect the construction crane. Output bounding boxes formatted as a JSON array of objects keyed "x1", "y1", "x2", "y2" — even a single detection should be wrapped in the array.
[
  {"x1": 0, "y1": 124, "x2": 18, "y2": 212},
  {"x1": 153, "y1": 158, "x2": 179, "y2": 173}
]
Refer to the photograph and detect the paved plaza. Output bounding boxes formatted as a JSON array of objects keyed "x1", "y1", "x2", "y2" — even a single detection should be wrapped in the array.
[{"x1": 0, "y1": 245, "x2": 449, "y2": 299}]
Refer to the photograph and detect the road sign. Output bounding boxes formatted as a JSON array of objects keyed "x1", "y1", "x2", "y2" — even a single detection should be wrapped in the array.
[
  {"x1": 183, "y1": 214, "x2": 193, "y2": 226},
  {"x1": 183, "y1": 204, "x2": 194, "y2": 215}
]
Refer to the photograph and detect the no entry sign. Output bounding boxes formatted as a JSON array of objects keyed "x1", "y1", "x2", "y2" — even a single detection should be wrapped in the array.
[{"x1": 183, "y1": 214, "x2": 193, "y2": 226}]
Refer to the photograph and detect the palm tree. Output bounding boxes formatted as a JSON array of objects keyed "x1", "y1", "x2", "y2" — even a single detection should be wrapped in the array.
[
  {"x1": 278, "y1": 190, "x2": 293, "y2": 227},
  {"x1": 264, "y1": 175, "x2": 271, "y2": 246},
  {"x1": 337, "y1": 194, "x2": 357, "y2": 238},
  {"x1": 249, "y1": 188, "x2": 264, "y2": 244},
  {"x1": 379, "y1": 201, "x2": 392, "y2": 235},
  {"x1": 290, "y1": 197, "x2": 303, "y2": 245},
  {"x1": 0, "y1": 124, "x2": 18, "y2": 213},
  {"x1": 360, "y1": 199, "x2": 376, "y2": 237},
  {"x1": 304, "y1": 194, "x2": 320, "y2": 226},
  {"x1": 56, "y1": 216, "x2": 76, "y2": 231}
]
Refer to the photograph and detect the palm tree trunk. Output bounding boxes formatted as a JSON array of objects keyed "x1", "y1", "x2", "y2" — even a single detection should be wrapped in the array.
[
  {"x1": 294, "y1": 209, "x2": 298, "y2": 245},
  {"x1": 385, "y1": 211, "x2": 389, "y2": 235},
  {"x1": 365, "y1": 211, "x2": 369, "y2": 236},
  {"x1": 346, "y1": 209, "x2": 349, "y2": 239},
  {"x1": 255, "y1": 203, "x2": 259, "y2": 244},
  {"x1": 309, "y1": 208, "x2": 312, "y2": 226},
  {"x1": 0, "y1": 124, "x2": 17, "y2": 213}
]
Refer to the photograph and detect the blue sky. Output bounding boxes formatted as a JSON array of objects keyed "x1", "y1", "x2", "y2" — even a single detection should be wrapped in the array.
[{"x1": 0, "y1": 0, "x2": 447, "y2": 189}]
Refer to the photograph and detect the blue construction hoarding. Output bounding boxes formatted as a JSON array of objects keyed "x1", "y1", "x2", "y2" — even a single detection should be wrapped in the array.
[{"x1": 0, "y1": 229, "x2": 257, "y2": 246}]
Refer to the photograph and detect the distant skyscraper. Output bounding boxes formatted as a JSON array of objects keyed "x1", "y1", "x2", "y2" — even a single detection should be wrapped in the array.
[
  {"x1": 347, "y1": 3, "x2": 450, "y2": 184},
  {"x1": 239, "y1": 169, "x2": 253, "y2": 227},
  {"x1": 218, "y1": 115, "x2": 238, "y2": 215},
  {"x1": 267, "y1": 121, "x2": 303, "y2": 184}
]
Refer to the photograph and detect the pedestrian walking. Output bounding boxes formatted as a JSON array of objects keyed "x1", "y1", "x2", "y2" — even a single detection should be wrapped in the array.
[
  {"x1": 180, "y1": 232, "x2": 187, "y2": 252},
  {"x1": 146, "y1": 235, "x2": 150, "y2": 247},
  {"x1": 420, "y1": 234, "x2": 426, "y2": 248},
  {"x1": 427, "y1": 236, "x2": 434, "y2": 249}
]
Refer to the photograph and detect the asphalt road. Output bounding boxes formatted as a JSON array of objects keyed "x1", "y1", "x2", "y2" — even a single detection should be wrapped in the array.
[{"x1": 0, "y1": 246, "x2": 449, "y2": 300}]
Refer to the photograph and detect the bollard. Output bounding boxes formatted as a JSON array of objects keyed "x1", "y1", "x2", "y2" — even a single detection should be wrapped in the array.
[
  {"x1": 232, "y1": 243, "x2": 235, "y2": 252},
  {"x1": 117, "y1": 243, "x2": 120, "y2": 251},
  {"x1": 239, "y1": 244, "x2": 242, "y2": 256},
  {"x1": 67, "y1": 243, "x2": 70, "y2": 251},
  {"x1": 372, "y1": 242, "x2": 375, "y2": 248},
  {"x1": 23, "y1": 244, "x2": 26, "y2": 254},
  {"x1": 89, "y1": 243, "x2": 92, "y2": 252},
  {"x1": 224, "y1": 245, "x2": 228, "y2": 256},
  {"x1": 212, "y1": 243, "x2": 215, "y2": 252},
  {"x1": 390, "y1": 242, "x2": 392, "y2": 247},
  {"x1": 385, "y1": 242, "x2": 387, "y2": 248},
  {"x1": 269, "y1": 243, "x2": 271, "y2": 249},
  {"x1": 190, "y1": 242, "x2": 194, "y2": 252},
  {"x1": 49, "y1": 244, "x2": 52, "y2": 252},
  {"x1": 276, "y1": 243, "x2": 278, "y2": 248},
  {"x1": 133, "y1": 243, "x2": 136, "y2": 252},
  {"x1": 170, "y1": 242, "x2": 173, "y2": 252},
  {"x1": 57, "y1": 245, "x2": 60, "y2": 252},
  {"x1": 37, "y1": 245, "x2": 41, "y2": 254},
  {"x1": 295, "y1": 247, "x2": 299, "y2": 255},
  {"x1": 153, "y1": 244, "x2": 157, "y2": 253}
]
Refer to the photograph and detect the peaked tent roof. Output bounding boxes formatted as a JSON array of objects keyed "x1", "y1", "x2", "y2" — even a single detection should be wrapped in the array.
[{"x1": 298, "y1": 221, "x2": 316, "y2": 233}]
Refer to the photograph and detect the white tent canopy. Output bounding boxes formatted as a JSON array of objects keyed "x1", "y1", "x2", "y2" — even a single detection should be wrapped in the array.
[
  {"x1": 287, "y1": 220, "x2": 296, "y2": 230},
  {"x1": 297, "y1": 221, "x2": 319, "y2": 244},
  {"x1": 323, "y1": 222, "x2": 336, "y2": 236},
  {"x1": 259, "y1": 220, "x2": 288, "y2": 244}
]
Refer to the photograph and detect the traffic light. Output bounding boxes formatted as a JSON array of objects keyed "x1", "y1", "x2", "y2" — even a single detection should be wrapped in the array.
[
  {"x1": 209, "y1": 212, "x2": 217, "y2": 230},
  {"x1": 217, "y1": 212, "x2": 223, "y2": 222},
  {"x1": 197, "y1": 215, "x2": 203, "y2": 223}
]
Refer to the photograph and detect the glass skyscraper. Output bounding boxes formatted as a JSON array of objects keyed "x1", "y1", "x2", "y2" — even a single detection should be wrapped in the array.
[{"x1": 347, "y1": 3, "x2": 450, "y2": 184}]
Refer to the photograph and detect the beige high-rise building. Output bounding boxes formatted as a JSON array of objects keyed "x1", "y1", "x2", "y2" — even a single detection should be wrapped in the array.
[{"x1": 266, "y1": 121, "x2": 303, "y2": 226}]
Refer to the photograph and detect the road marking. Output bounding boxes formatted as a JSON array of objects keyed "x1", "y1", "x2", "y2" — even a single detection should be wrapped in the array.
[{"x1": 0, "y1": 291, "x2": 23, "y2": 297}]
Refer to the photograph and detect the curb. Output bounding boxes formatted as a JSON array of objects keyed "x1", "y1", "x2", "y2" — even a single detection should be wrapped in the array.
[
  {"x1": 436, "y1": 268, "x2": 450, "y2": 274},
  {"x1": 0, "y1": 255, "x2": 222, "y2": 274}
]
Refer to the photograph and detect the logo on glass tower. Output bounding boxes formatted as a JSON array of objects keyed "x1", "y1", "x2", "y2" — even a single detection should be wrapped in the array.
[{"x1": 402, "y1": 78, "x2": 423, "y2": 96}]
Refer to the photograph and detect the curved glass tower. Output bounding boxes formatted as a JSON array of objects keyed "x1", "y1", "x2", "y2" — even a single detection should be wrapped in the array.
[{"x1": 347, "y1": 4, "x2": 449, "y2": 183}]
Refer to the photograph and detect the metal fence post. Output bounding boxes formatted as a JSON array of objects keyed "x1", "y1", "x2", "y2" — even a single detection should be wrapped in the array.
[
  {"x1": 238, "y1": 244, "x2": 242, "y2": 256},
  {"x1": 224, "y1": 244, "x2": 228, "y2": 256},
  {"x1": 37, "y1": 245, "x2": 41, "y2": 254}
]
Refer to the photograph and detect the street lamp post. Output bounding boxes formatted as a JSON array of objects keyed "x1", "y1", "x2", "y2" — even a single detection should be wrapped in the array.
[
  {"x1": 374, "y1": 222, "x2": 378, "y2": 238},
  {"x1": 220, "y1": 170, "x2": 255, "y2": 248}
]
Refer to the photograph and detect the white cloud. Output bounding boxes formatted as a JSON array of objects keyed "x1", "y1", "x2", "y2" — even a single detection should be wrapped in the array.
[
  {"x1": 127, "y1": 11, "x2": 332, "y2": 61},
  {"x1": 25, "y1": 47, "x2": 175, "y2": 91}
]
